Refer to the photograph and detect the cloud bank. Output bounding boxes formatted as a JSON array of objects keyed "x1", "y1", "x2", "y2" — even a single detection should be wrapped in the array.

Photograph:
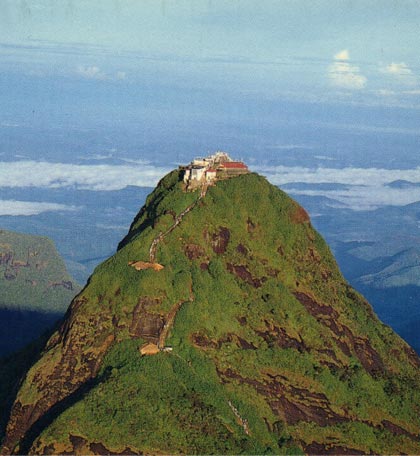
[
  {"x1": 0, "y1": 161, "x2": 171, "y2": 191},
  {"x1": 289, "y1": 186, "x2": 420, "y2": 211},
  {"x1": 1, "y1": 161, "x2": 419, "y2": 211},
  {"x1": 76, "y1": 65, "x2": 127, "y2": 81},
  {"x1": 382, "y1": 62, "x2": 417, "y2": 86},
  {"x1": 257, "y1": 165, "x2": 420, "y2": 187},
  {"x1": 384, "y1": 62, "x2": 413, "y2": 76},
  {"x1": 0, "y1": 200, "x2": 77, "y2": 216},
  {"x1": 329, "y1": 50, "x2": 367, "y2": 90},
  {"x1": 255, "y1": 164, "x2": 420, "y2": 210}
]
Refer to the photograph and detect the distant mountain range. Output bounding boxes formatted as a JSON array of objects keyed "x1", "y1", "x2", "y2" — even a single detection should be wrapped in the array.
[
  {"x1": 386, "y1": 180, "x2": 420, "y2": 189},
  {"x1": 0, "y1": 230, "x2": 80, "y2": 356},
  {"x1": 0, "y1": 186, "x2": 152, "y2": 284}
]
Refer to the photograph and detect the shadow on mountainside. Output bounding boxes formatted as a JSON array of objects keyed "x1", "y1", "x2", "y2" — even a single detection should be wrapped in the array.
[
  {"x1": 16, "y1": 369, "x2": 111, "y2": 455},
  {"x1": 0, "y1": 308, "x2": 64, "y2": 358},
  {"x1": 0, "y1": 324, "x2": 59, "y2": 447}
]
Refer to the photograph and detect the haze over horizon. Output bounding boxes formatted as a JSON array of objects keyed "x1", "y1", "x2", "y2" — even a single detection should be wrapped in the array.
[{"x1": 1, "y1": 0, "x2": 419, "y2": 214}]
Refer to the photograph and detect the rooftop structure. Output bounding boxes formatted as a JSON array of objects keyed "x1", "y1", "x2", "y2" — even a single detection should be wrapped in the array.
[
  {"x1": 182, "y1": 152, "x2": 249, "y2": 188},
  {"x1": 139, "y1": 342, "x2": 160, "y2": 356}
]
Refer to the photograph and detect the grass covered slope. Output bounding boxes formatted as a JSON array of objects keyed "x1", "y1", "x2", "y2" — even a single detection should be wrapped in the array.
[{"x1": 2, "y1": 171, "x2": 420, "y2": 455}]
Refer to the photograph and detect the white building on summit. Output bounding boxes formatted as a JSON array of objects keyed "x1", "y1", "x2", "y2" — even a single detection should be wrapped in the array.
[{"x1": 182, "y1": 152, "x2": 249, "y2": 187}]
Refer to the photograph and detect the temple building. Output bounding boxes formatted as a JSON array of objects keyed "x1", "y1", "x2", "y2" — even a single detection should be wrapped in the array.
[{"x1": 182, "y1": 152, "x2": 249, "y2": 187}]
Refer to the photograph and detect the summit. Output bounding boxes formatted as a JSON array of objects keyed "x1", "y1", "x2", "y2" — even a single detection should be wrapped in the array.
[{"x1": 181, "y1": 151, "x2": 249, "y2": 188}]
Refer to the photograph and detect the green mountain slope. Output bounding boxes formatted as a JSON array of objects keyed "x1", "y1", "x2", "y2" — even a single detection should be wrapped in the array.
[
  {"x1": 0, "y1": 229, "x2": 79, "y2": 312},
  {"x1": 357, "y1": 248, "x2": 420, "y2": 288},
  {"x1": 0, "y1": 230, "x2": 81, "y2": 355},
  {"x1": 2, "y1": 171, "x2": 420, "y2": 455}
]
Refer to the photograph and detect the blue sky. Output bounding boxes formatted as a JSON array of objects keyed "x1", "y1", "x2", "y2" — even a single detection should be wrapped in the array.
[
  {"x1": 2, "y1": 1, "x2": 420, "y2": 104},
  {"x1": 1, "y1": 0, "x2": 420, "y2": 214}
]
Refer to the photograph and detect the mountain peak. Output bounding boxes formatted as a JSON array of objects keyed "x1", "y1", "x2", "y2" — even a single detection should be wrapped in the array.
[
  {"x1": 181, "y1": 151, "x2": 249, "y2": 190},
  {"x1": 2, "y1": 168, "x2": 420, "y2": 455}
]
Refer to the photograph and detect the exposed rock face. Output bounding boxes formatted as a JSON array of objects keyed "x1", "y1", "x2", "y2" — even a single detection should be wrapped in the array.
[
  {"x1": 227, "y1": 262, "x2": 266, "y2": 288},
  {"x1": 129, "y1": 297, "x2": 165, "y2": 343},
  {"x1": 2, "y1": 170, "x2": 420, "y2": 455},
  {"x1": 204, "y1": 226, "x2": 230, "y2": 254}
]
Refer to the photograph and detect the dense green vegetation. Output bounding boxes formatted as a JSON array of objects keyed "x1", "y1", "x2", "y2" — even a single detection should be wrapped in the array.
[
  {"x1": 0, "y1": 230, "x2": 80, "y2": 356},
  {"x1": 0, "y1": 230, "x2": 80, "y2": 313},
  {"x1": 3, "y1": 171, "x2": 420, "y2": 455},
  {"x1": 34, "y1": 339, "x2": 295, "y2": 454}
]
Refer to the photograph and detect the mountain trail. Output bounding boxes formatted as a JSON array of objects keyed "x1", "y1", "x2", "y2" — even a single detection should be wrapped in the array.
[
  {"x1": 228, "y1": 400, "x2": 250, "y2": 435},
  {"x1": 149, "y1": 183, "x2": 208, "y2": 263},
  {"x1": 158, "y1": 287, "x2": 194, "y2": 349}
]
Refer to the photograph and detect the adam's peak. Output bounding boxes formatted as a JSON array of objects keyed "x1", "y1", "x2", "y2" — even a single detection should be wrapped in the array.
[{"x1": 182, "y1": 151, "x2": 249, "y2": 189}]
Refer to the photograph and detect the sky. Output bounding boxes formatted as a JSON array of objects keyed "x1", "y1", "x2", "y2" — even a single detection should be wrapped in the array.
[
  {"x1": 0, "y1": 0, "x2": 420, "y2": 213},
  {"x1": 2, "y1": 1, "x2": 420, "y2": 101}
]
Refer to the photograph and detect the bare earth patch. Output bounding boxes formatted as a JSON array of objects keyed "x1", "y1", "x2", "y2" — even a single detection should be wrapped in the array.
[{"x1": 128, "y1": 261, "x2": 164, "y2": 271}]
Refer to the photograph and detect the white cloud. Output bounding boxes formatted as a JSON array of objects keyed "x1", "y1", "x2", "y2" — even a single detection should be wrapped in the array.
[
  {"x1": 382, "y1": 62, "x2": 417, "y2": 86},
  {"x1": 301, "y1": 119, "x2": 420, "y2": 136},
  {"x1": 402, "y1": 89, "x2": 420, "y2": 95},
  {"x1": 76, "y1": 65, "x2": 107, "y2": 80},
  {"x1": 2, "y1": 160, "x2": 419, "y2": 212},
  {"x1": 384, "y1": 62, "x2": 412, "y2": 75},
  {"x1": 78, "y1": 153, "x2": 114, "y2": 161},
  {"x1": 376, "y1": 89, "x2": 395, "y2": 96},
  {"x1": 0, "y1": 161, "x2": 171, "y2": 191},
  {"x1": 0, "y1": 122, "x2": 20, "y2": 128},
  {"x1": 334, "y1": 49, "x2": 349, "y2": 61},
  {"x1": 76, "y1": 66, "x2": 127, "y2": 81},
  {"x1": 255, "y1": 164, "x2": 420, "y2": 210},
  {"x1": 119, "y1": 157, "x2": 153, "y2": 165},
  {"x1": 256, "y1": 165, "x2": 420, "y2": 187},
  {"x1": 288, "y1": 186, "x2": 420, "y2": 211},
  {"x1": 265, "y1": 144, "x2": 314, "y2": 151},
  {"x1": 314, "y1": 155, "x2": 335, "y2": 161},
  {"x1": 329, "y1": 50, "x2": 367, "y2": 90},
  {"x1": 0, "y1": 200, "x2": 77, "y2": 216}
]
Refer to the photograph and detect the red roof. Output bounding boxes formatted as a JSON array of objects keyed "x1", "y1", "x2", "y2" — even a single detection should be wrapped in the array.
[{"x1": 220, "y1": 162, "x2": 248, "y2": 169}]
